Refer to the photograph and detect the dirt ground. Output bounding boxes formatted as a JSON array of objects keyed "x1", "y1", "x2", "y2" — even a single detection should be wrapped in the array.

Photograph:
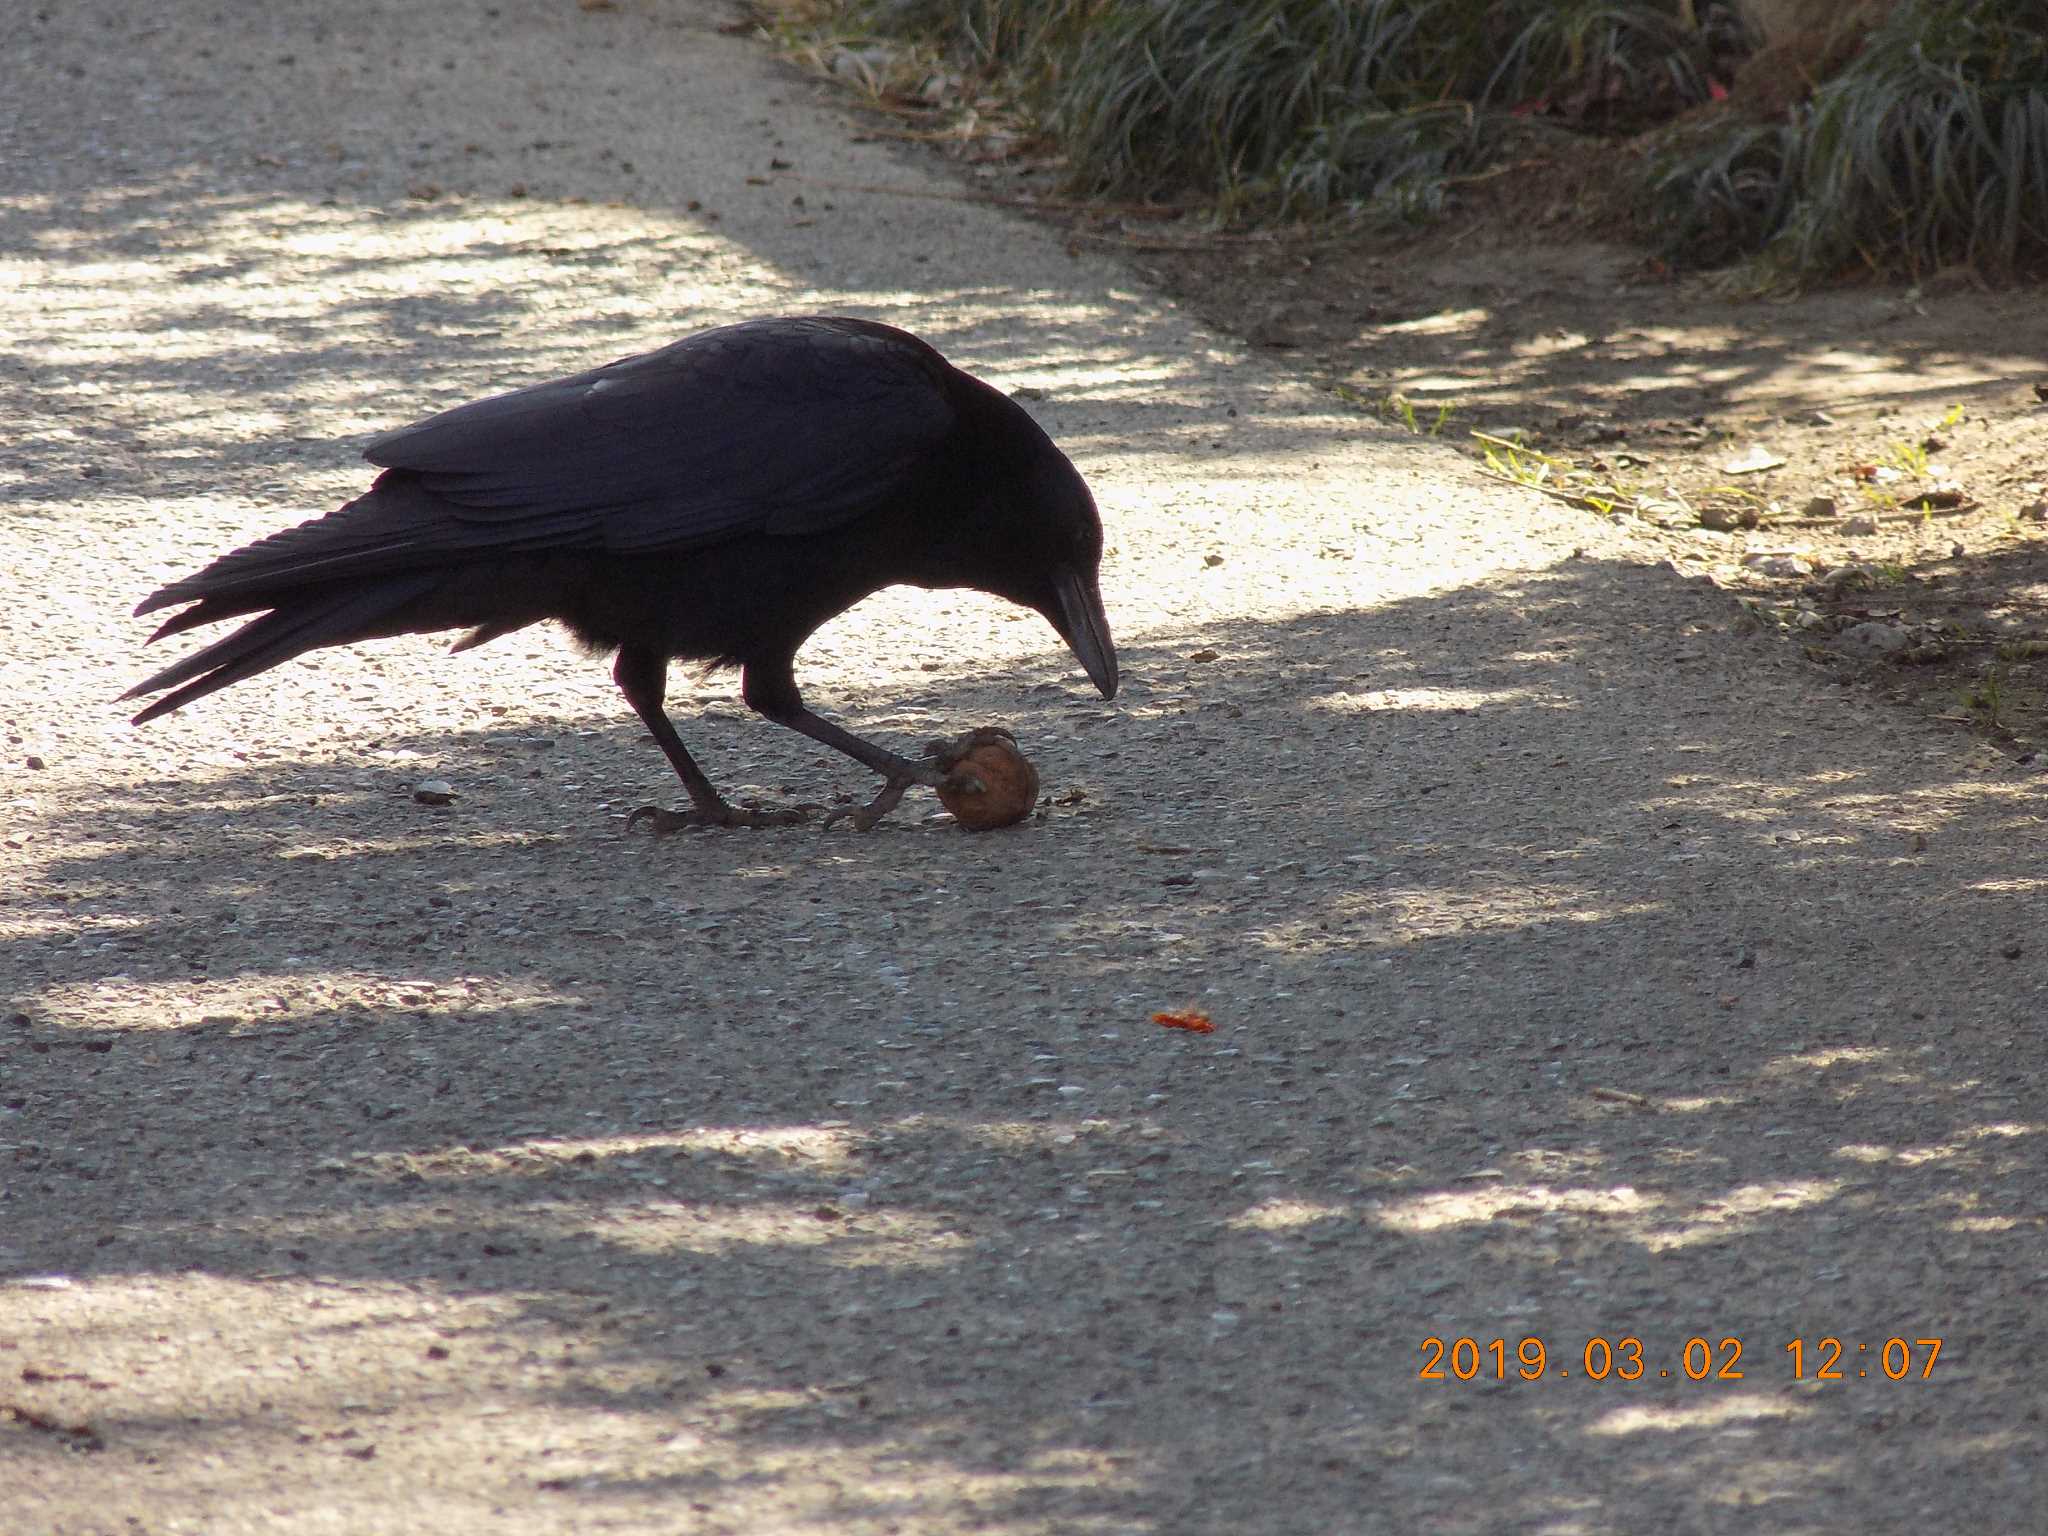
[
  {"x1": 1137, "y1": 220, "x2": 2048, "y2": 763},
  {"x1": 6, "y1": 2, "x2": 2048, "y2": 1533}
]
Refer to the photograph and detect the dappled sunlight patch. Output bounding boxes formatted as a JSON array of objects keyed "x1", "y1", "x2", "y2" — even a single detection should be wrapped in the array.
[
  {"x1": 1891, "y1": 1121, "x2": 2040, "y2": 1169},
  {"x1": 444, "y1": 1123, "x2": 869, "y2": 1171},
  {"x1": 1240, "y1": 879, "x2": 1663, "y2": 956},
  {"x1": 1, "y1": 1267, "x2": 533, "y2": 1427},
  {"x1": 5, "y1": 1267, "x2": 1152, "y2": 1529},
  {"x1": 1375, "y1": 1183, "x2": 1655, "y2": 1234},
  {"x1": 1586, "y1": 1395, "x2": 1807, "y2": 1436},
  {"x1": 957, "y1": 1118, "x2": 1127, "y2": 1154},
  {"x1": 1381, "y1": 306, "x2": 1489, "y2": 338},
  {"x1": 1368, "y1": 885, "x2": 1660, "y2": 941},
  {"x1": 598, "y1": 1203, "x2": 970, "y2": 1267},
  {"x1": 1632, "y1": 762, "x2": 2048, "y2": 865},
  {"x1": 22, "y1": 969, "x2": 571, "y2": 1035},
  {"x1": 2, "y1": 184, "x2": 788, "y2": 456},
  {"x1": 1639, "y1": 1180, "x2": 1842, "y2": 1253},
  {"x1": 641, "y1": 1403, "x2": 1147, "y2": 1529},
  {"x1": 1016, "y1": 353, "x2": 1188, "y2": 397},
  {"x1": 334, "y1": 1121, "x2": 880, "y2": 1196},
  {"x1": 133, "y1": 1181, "x2": 967, "y2": 1272},
  {"x1": 1373, "y1": 1172, "x2": 1852, "y2": 1249},
  {"x1": 1766, "y1": 1046, "x2": 1893, "y2": 1075},
  {"x1": 1895, "y1": 778, "x2": 2043, "y2": 814},
  {"x1": 1510, "y1": 1146, "x2": 1614, "y2": 1180},
  {"x1": 1227, "y1": 1197, "x2": 1349, "y2": 1232},
  {"x1": 1655, "y1": 1095, "x2": 1748, "y2": 1114},
  {"x1": 1314, "y1": 683, "x2": 1578, "y2": 714}
]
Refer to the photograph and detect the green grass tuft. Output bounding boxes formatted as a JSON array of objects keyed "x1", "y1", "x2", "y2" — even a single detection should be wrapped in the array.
[
  {"x1": 793, "y1": 0, "x2": 2048, "y2": 277},
  {"x1": 1648, "y1": 4, "x2": 2048, "y2": 280},
  {"x1": 817, "y1": 0, "x2": 1714, "y2": 219}
]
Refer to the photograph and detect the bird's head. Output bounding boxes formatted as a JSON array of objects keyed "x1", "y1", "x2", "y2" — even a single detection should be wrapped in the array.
[
  {"x1": 905, "y1": 369, "x2": 1119, "y2": 699},
  {"x1": 974, "y1": 435, "x2": 1118, "y2": 702}
]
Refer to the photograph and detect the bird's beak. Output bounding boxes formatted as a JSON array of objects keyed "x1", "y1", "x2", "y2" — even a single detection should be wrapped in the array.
[{"x1": 1050, "y1": 569, "x2": 1118, "y2": 699}]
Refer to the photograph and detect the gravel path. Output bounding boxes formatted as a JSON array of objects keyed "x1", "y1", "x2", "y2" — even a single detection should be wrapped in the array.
[{"x1": 4, "y1": 3, "x2": 2043, "y2": 1531}]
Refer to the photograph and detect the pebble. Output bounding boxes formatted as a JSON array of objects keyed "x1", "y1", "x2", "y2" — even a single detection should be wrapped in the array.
[
  {"x1": 1840, "y1": 622, "x2": 1909, "y2": 656},
  {"x1": 1722, "y1": 444, "x2": 1786, "y2": 474},
  {"x1": 1741, "y1": 553, "x2": 1813, "y2": 578},
  {"x1": 1696, "y1": 505, "x2": 1755, "y2": 531}
]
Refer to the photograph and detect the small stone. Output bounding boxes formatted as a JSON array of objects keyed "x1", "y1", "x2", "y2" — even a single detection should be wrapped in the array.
[
  {"x1": 412, "y1": 779, "x2": 458, "y2": 806},
  {"x1": 1741, "y1": 553, "x2": 1812, "y2": 578},
  {"x1": 1802, "y1": 496, "x2": 1838, "y2": 518},
  {"x1": 1841, "y1": 515, "x2": 1879, "y2": 536},
  {"x1": 1696, "y1": 504, "x2": 1756, "y2": 531},
  {"x1": 1840, "y1": 622, "x2": 1909, "y2": 656},
  {"x1": 23, "y1": 755, "x2": 45, "y2": 770},
  {"x1": 1722, "y1": 444, "x2": 1786, "y2": 475}
]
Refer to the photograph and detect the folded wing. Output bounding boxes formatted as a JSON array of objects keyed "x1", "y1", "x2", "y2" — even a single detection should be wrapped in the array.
[{"x1": 134, "y1": 316, "x2": 960, "y2": 617}]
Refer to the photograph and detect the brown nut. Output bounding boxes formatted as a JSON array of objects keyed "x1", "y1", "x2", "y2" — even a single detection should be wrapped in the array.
[{"x1": 931, "y1": 729, "x2": 1040, "y2": 831}]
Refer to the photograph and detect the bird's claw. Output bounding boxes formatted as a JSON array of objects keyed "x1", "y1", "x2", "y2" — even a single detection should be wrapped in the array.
[
  {"x1": 925, "y1": 725, "x2": 1018, "y2": 767},
  {"x1": 627, "y1": 801, "x2": 814, "y2": 835},
  {"x1": 820, "y1": 774, "x2": 922, "y2": 833}
]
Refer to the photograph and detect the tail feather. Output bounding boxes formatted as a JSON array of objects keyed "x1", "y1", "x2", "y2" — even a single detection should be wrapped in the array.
[
  {"x1": 124, "y1": 575, "x2": 441, "y2": 723},
  {"x1": 130, "y1": 475, "x2": 522, "y2": 620},
  {"x1": 145, "y1": 595, "x2": 274, "y2": 644}
]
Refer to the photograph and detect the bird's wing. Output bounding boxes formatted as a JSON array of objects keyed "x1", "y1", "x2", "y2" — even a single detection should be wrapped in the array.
[
  {"x1": 364, "y1": 316, "x2": 959, "y2": 551},
  {"x1": 135, "y1": 319, "x2": 961, "y2": 618}
]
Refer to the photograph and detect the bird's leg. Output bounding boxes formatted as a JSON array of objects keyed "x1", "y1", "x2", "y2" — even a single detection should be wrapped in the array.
[
  {"x1": 741, "y1": 661, "x2": 946, "y2": 832},
  {"x1": 612, "y1": 646, "x2": 811, "y2": 833},
  {"x1": 794, "y1": 710, "x2": 959, "y2": 832}
]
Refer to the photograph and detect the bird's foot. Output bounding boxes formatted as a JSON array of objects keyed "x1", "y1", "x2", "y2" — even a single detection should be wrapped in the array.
[
  {"x1": 626, "y1": 800, "x2": 815, "y2": 835},
  {"x1": 819, "y1": 748, "x2": 961, "y2": 832},
  {"x1": 926, "y1": 725, "x2": 1020, "y2": 765},
  {"x1": 820, "y1": 775, "x2": 919, "y2": 833}
]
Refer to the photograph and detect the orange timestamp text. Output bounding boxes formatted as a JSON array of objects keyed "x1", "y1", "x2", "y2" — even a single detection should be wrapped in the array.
[{"x1": 1419, "y1": 1335, "x2": 1943, "y2": 1383}]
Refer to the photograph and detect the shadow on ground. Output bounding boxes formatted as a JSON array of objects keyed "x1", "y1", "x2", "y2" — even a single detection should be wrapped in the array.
[{"x1": 9, "y1": 556, "x2": 2044, "y2": 1529}]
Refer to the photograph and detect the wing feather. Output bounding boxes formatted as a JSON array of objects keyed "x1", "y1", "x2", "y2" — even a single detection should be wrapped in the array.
[
  {"x1": 135, "y1": 317, "x2": 959, "y2": 616},
  {"x1": 364, "y1": 315, "x2": 958, "y2": 548}
]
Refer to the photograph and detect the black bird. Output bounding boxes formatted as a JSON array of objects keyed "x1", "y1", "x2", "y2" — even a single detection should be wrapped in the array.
[{"x1": 125, "y1": 316, "x2": 1118, "y2": 830}]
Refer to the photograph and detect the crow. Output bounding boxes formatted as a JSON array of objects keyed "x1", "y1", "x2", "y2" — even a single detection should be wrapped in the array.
[{"x1": 125, "y1": 316, "x2": 1118, "y2": 831}]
